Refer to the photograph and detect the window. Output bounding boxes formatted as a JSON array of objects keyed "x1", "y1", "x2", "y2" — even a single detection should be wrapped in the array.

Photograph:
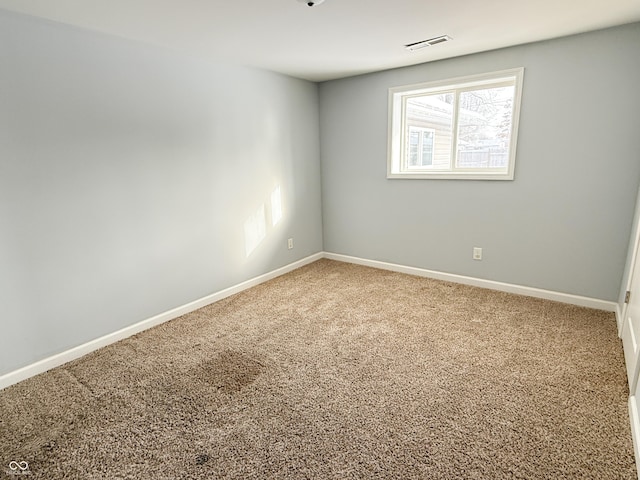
[
  {"x1": 387, "y1": 68, "x2": 524, "y2": 180},
  {"x1": 408, "y1": 126, "x2": 434, "y2": 167}
]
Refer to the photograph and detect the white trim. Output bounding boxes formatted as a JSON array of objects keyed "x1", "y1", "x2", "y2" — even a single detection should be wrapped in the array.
[
  {"x1": 622, "y1": 304, "x2": 631, "y2": 340},
  {"x1": 621, "y1": 239, "x2": 640, "y2": 337},
  {"x1": 629, "y1": 396, "x2": 640, "y2": 480},
  {"x1": 620, "y1": 187, "x2": 640, "y2": 336},
  {"x1": 324, "y1": 252, "x2": 617, "y2": 312},
  {"x1": 386, "y1": 171, "x2": 514, "y2": 181},
  {"x1": 0, "y1": 252, "x2": 323, "y2": 391},
  {"x1": 617, "y1": 303, "x2": 624, "y2": 338},
  {"x1": 1, "y1": 250, "x2": 618, "y2": 391}
]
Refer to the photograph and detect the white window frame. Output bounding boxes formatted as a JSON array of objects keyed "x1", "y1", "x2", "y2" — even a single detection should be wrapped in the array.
[{"x1": 387, "y1": 68, "x2": 524, "y2": 180}]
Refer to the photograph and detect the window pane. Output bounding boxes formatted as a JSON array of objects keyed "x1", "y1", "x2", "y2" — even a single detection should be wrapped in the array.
[
  {"x1": 408, "y1": 129, "x2": 420, "y2": 167},
  {"x1": 406, "y1": 93, "x2": 453, "y2": 169},
  {"x1": 455, "y1": 86, "x2": 514, "y2": 169},
  {"x1": 421, "y1": 131, "x2": 433, "y2": 166},
  {"x1": 407, "y1": 127, "x2": 434, "y2": 167}
]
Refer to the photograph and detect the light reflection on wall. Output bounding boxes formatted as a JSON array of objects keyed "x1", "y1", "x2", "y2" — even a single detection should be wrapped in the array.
[
  {"x1": 271, "y1": 185, "x2": 282, "y2": 227},
  {"x1": 243, "y1": 185, "x2": 283, "y2": 258},
  {"x1": 243, "y1": 204, "x2": 266, "y2": 257}
]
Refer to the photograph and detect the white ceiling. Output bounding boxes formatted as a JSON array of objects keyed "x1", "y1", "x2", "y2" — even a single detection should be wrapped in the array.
[{"x1": 1, "y1": 0, "x2": 639, "y2": 82}]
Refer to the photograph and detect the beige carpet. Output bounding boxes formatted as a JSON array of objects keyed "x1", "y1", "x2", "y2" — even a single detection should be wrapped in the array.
[{"x1": 0, "y1": 259, "x2": 635, "y2": 479}]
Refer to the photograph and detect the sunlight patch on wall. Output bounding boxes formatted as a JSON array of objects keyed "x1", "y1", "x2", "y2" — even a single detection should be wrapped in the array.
[
  {"x1": 271, "y1": 185, "x2": 282, "y2": 227},
  {"x1": 244, "y1": 204, "x2": 266, "y2": 257},
  {"x1": 243, "y1": 184, "x2": 285, "y2": 259}
]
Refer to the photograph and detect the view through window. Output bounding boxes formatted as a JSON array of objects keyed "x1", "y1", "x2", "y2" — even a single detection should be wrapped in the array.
[{"x1": 388, "y1": 68, "x2": 524, "y2": 180}]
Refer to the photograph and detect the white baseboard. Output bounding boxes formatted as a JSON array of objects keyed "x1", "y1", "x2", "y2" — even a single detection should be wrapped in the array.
[
  {"x1": 0, "y1": 251, "x2": 618, "y2": 391},
  {"x1": 324, "y1": 252, "x2": 618, "y2": 312},
  {"x1": 0, "y1": 252, "x2": 323, "y2": 391},
  {"x1": 629, "y1": 396, "x2": 640, "y2": 480}
]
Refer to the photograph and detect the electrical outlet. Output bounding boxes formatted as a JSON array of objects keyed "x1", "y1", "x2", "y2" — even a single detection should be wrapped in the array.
[
  {"x1": 288, "y1": 238, "x2": 294, "y2": 250},
  {"x1": 473, "y1": 247, "x2": 482, "y2": 260}
]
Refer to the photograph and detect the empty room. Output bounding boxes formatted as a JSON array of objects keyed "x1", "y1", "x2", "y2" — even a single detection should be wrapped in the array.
[{"x1": 1, "y1": 0, "x2": 640, "y2": 478}]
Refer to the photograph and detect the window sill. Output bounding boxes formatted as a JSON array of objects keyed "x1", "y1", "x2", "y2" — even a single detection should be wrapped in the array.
[{"x1": 386, "y1": 171, "x2": 514, "y2": 180}]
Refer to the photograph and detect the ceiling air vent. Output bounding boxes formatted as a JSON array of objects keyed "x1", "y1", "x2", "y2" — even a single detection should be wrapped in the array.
[{"x1": 405, "y1": 35, "x2": 452, "y2": 51}]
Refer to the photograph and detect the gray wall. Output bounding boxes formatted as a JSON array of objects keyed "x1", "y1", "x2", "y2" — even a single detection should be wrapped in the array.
[
  {"x1": 2, "y1": 10, "x2": 639, "y2": 378},
  {"x1": 0, "y1": 10, "x2": 323, "y2": 376},
  {"x1": 320, "y1": 23, "x2": 640, "y2": 302}
]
